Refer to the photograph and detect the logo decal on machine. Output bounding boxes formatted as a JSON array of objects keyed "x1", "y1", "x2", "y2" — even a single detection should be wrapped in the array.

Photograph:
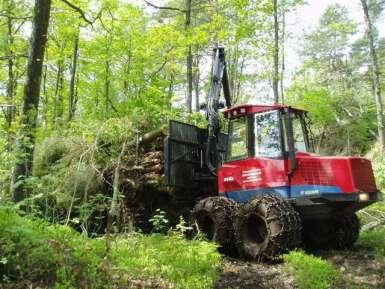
[
  {"x1": 224, "y1": 176, "x2": 234, "y2": 182},
  {"x1": 242, "y1": 168, "x2": 262, "y2": 183}
]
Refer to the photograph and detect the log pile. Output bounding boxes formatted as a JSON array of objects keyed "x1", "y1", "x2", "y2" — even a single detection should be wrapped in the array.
[
  {"x1": 122, "y1": 150, "x2": 165, "y2": 188},
  {"x1": 103, "y1": 125, "x2": 197, "y2": 232},
  {"x1": 106, "y1": 127, "x2": 175, "y2": 232}
]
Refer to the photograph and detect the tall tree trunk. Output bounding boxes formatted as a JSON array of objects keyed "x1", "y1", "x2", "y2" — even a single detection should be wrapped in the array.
[
  {"x1": 185, "y1": 0, "x2": 193, "y2": 112},
  {"x1": 273, "y1": 0, "x2": 279, "y2": 103},
  {"x1": 68, "y1": 27, "x2": 80, "y2": 121},
  {"x1": 123, "y1": 37, "x2": 132, "y2": 97},
  {"x1": 360, "y1": 0, "x2": 385, "y2": 151},
  {"x1": 5, "y1": 0, "x2": 15, "y2": 150},
  {"x1": 42, "y1": 52, "x2": 48, "y2": 128},
  {"x1": 280, "y1": 9, "x2": 285, "y2": 104},
  {"x1": 105, "y1": 60, "x2": 110, "y2": 117},
  {"x1": 54, "y1": 57, "x2": 64, "y2": 124},
  {"x1": 12, "y1": 0, "x2": 51, "y2": 202},
  {"x1": 53, "y1": 54, "x2": 64, "y2": 125},
  {"x1": 193, "y1": 54, "x2": 200, "y2": 112},
  {"x1": 168, "y1": 74, "x2": 174, "y2": 108}
]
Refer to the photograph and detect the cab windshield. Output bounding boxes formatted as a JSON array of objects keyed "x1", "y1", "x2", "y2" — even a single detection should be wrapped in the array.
[{"x1": 226, "y1": 110, "x2": 283, "y2": 161}]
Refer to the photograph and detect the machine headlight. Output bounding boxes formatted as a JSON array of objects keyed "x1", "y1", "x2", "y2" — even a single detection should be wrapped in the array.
[{"x1": 358, "y1": 193, "x2": 369, "y2": 202}]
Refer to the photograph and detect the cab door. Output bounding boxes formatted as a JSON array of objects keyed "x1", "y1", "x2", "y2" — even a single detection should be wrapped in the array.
[{"x1": 218, "y1": 110, "x2": 289, "y2": 202}]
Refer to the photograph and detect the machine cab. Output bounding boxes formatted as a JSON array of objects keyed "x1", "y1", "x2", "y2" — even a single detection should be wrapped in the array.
[
  {"x1": 218, "y1": 104, "x2": 380, "y2": 208},
  {"x1": 224, "y1": 104, "x2": 310, "y2": 162},
  {"x1": 218, "y1": 104, "x2": 312, "y2": 201}
]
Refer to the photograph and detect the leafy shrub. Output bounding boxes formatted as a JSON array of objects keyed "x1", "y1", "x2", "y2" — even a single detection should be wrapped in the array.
[
  {"x1": 357, "y1": 228, "x2": 385, "y2": 258},
  {"x1": 33, "y1": 136, "x2": 71, "y2": 176},
  {"x1": 149, "y1": 209, "x2": 170, "y2": 233},
  {"x1": 0, "y1": 207, "x2": 107, "y2": 288},
  {"x1": 0, "y1": 207, "x2": 222, "y2": 289},
  {"x1": 284, "y1": 250, "x2": 342, "y2": 289}
]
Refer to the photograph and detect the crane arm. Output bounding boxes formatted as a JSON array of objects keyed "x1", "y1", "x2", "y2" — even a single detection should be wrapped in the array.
[{"x1": 206, "y1": 47, "x2": 232, "y2": 175}]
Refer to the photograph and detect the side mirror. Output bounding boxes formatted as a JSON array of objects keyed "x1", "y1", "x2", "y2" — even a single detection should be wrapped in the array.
[{"x1": 284, "y1": 109, "x2": 297, "y2": 175}]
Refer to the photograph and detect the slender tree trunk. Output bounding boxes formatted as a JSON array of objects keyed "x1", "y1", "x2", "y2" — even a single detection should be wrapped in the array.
[
  {"x1": 168, "y1": 74, "x2": 174, "y2": 108},
  {"x1": 280, "y1": 9, "x2": 285, "y2": 104},
  {"x1": 5, "y1": 1, "x2": 15, "y2": 150},
  {"x1": 105, "y1": 60, "x2": 110, "y2": 117},
  {"x1": 68, "y1": 27, "x2": 80, "y2": 121},
  {"x1": 229, "y1": 45, "x2": 238, "y2": 99},
  {"x1": 185, "y1": 0, "x2": 193, "y2": 112},
  {"x1": 273, "y1": 0, "x2": 279, "y2": 103},
  {"x1": 235, "y1": 58, "x2": 245, "y2": 104},
  {"x1": 360, "y1": 0, "x2": 385, "y2": 151},
  {"x1": 54, "y1": 57, "x2": 64, "y2": 124},
  {"x1": 12, "y1": 0, "x2": 51, "y2": 202},
  {"x1": 6, "y1": 8, "x2": 14, "y2": 130},
  {"x1": 42, "y1": 52, "x2": 48, "y2": 127},
  {"x1": 193, "y1": 54, "x2": 200, "y2": 112},
  {"x1": 123, "y1": 37, "x2": 132, "y2": 96}
]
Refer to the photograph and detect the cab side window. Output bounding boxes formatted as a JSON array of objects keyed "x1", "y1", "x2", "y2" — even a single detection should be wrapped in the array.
[{"x1": 228, "y1": 117, "x2": 248, "y2": 160}]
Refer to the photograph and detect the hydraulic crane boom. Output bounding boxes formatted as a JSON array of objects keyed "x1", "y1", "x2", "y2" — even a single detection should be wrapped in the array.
[
  {"x1": 206, "y1": 47, "x2": 232, "y2": 174},
  {"x1": 164, "y1": 47, "x2": 232, "y2": 188}
]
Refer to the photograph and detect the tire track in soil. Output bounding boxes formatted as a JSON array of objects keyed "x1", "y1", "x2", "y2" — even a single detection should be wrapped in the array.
[
  {"x1": 215, "y1": 248, "x2": 385, "y2": 289},
  {"x1": 321, "y1": 248, "x2": 385, "y2": 289},
  {"x1": 214, "y1": 258, "x2": 295, "y2": 289}
]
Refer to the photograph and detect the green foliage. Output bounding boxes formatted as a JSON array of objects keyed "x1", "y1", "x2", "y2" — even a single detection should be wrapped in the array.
[
  {"x1": 0, "y1": 207, "x2": 222, "y2": 289},
  {"x1": 149, "y1": 209, "x2": 170, "y2": 233},
  {"x1": 174, "y1": 216, "x2": 193, "y2": 234},
  {"x1": 0, "y1": 207, "x2": 107, "y2": 288},
  {"x1": 111, "y1": 233, "x2": 221, "y2": 289},
  {"x1": 371, "y1": 150, "x2": 385, "y2": 191},
  {"x1": 284, "y1": 250, "x2": 343, "y2": 289},
  {"x1": 287, "y1": 3, "x2": 379, "y2": 155},
  {"x1": 357, "y1": 228, "x2": 385, "y2": 258},
  {"x1": 33, "y1": 136, "x2": 71, "y2": 176}
]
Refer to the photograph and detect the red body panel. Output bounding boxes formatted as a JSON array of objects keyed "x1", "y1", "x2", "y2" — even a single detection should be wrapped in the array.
[
  {"x1": 218, "y1": 152, "x2": 378, "y2": 196},
  {"x1": 218, "y1": 158, "x2": 288, "y2": 193},
  {"x1": 291, "y1": 153, "x2": 377, "y2": 193}
]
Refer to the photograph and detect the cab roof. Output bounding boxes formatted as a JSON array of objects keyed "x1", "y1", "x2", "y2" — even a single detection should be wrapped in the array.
[{"x1": 223, "y1": 104, "x2": 307, "y2": 119}]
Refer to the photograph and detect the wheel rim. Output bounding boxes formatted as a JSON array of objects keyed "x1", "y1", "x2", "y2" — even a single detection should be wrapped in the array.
[
  {"x1": 243, "y1": 213, "x2": 268, "y2": 245},
  {"x1": 197, "y1": 213, "x2": 215, "y2": 240}
]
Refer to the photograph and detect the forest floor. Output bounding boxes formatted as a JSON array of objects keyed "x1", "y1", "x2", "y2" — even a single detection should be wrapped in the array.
[{"x1": 215, "y1": 246, "x2": 385, "y2": 289}]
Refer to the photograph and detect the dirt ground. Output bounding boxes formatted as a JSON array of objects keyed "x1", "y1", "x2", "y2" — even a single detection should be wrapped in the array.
[
  {"x1": 2, "y1": 248, "x2": 384, "y2": 289},
  {"x1": 214, "y1": 247, "x2": 385, "y2": 289}
]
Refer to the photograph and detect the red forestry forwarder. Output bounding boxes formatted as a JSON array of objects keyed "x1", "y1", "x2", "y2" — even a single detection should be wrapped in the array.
[{"x1": 163, "y1": 48, "x2": 382, "y2": 260}]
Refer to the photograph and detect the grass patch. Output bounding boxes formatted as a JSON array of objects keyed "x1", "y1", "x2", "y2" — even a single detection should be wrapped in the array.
[
  {"x1": 357, "y1": 228, "x2": 385, "y2": 258},
  {"x1": 111, "y1": 233, "x2": 221, "y2": 289},
  {"x1": 0, "y1": 207, "x2": 222, "y2": 289},
  {"x1": 284, "y1": 250, "x2": 342, "y2": 289}
]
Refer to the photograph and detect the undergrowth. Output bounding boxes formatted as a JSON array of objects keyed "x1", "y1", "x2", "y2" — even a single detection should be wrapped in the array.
[
  {"x1": 357, "y1": 228, "x2": 385, "y2": 258},
  {"x1": 284, "y1": 250, "x2": 342, "y2": 289},
  {"x1": 0, "y1": 206, "x2": 222, "y2": 289},
  {"x1": 111, "y1": 233, "x2": 221, "y2": 289}
]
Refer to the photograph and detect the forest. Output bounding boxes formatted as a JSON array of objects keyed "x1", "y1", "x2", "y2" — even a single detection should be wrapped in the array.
[{"x1": 0, "y1": 0, "x2": 385, "y2": 288}]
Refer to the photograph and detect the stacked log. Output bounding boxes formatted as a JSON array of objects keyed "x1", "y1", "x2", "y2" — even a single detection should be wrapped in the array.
[
  {"x1": 108, "y1": 129, "x2": 171, "y2": 232},
  {"x1": 104, "y1": 126, "x2": 196, "y2": 232}
]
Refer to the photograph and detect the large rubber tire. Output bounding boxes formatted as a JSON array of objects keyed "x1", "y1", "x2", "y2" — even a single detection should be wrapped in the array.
[
  {"x1": 191, "y1": 197, "x2": 237, "y2": 250},
  {"x1": 303, "y1": 214, "x2": 360, "y2": 250},
  {"x1": 234, "y1": 194, "x2": 302, "y2": 261}
]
